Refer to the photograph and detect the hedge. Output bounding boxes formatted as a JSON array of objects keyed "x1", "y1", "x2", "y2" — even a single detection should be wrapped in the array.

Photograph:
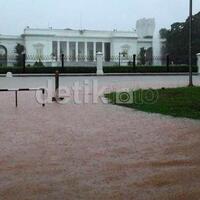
[
  {"x1": 0, "y1": 66, "x2": 197, "y2": 74},
  {"x1": 0, "y1": 67, "x2": 96, "y2": 74},
  {"x1": 104, "y1": 66, "x2": 198, "y2": 73}
]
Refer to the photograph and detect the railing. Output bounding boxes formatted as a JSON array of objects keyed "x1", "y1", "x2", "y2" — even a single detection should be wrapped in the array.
[
  {"x1": 0, "y1": 54, "x2": 196, "y2": 69},
  {"x1": 0, "y1": 88, "x2": 45, "y2": 107}
]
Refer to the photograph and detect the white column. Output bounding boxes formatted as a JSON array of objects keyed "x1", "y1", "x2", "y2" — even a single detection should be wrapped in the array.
[
  {"x1": 96, "y1": 52, "x2": 103, "y2": 75},
  {"x1": 197, "y1": 53, "x2": 200, "y2": 74},
  {"x1": 66, "y1": 42, "x2": 69, "y2": 61},
  {"x1": 93, "y1": 42, "x2": 96, "y2": 61},
  {"x1": 84, "y1": 42, "x2": 88, "y2": 62},
  {"x1": 75, "y1": 42, "x2": 78, "y2": 62},
  {"x1": 57, "y1": 41, "x2": 60, "y2": 61},
  {"x1": 110, "y1": 42, "x2": 113, "y2": 62},
  {"x1": 102, "y1": 42, "x2": 105, "y2": 61}
]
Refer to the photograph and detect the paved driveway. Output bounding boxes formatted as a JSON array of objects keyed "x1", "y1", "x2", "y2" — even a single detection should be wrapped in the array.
[{"x1": 0, "y1": 76, "x2": 200, "y2": 200}]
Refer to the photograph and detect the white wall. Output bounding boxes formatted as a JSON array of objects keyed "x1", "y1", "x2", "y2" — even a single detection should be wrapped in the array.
[
  {"x1": 25, "y1": 36, "x2": 52, "y2": 56},
  {"x1": 112, "y1": 38, "x2": 137, "y2": 57},
  {"x1": 0, "y1": 36, "x2": 24, "y2": 66},
  {"x1": 1, "y1": 28, "x2": 157, "y2": 67}
]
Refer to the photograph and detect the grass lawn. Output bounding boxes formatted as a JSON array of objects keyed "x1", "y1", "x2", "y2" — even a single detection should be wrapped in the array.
[{"x1": 105, "y1": 87, "x2": 200, "y2": 120}]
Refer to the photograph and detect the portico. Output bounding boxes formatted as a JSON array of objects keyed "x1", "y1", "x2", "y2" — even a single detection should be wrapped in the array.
[{"x1": 53, "y1": 40, "x2": 110, "y2": 62}]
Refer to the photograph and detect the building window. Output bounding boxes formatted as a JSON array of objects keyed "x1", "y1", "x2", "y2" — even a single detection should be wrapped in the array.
[
  {"x1": 69, "y1": 42, "x2": 76, "y2": 61},
  {"x1": 52, "y1": 41, "x2": 58, "y2": 59},
  {"x1": 104, "y1": 43, "x2": 111, "y2": 62},
  {"x1": 96, "y1": 42, "x2": 102, "y2": 53},
  {"x1": 78, "y1": 42, "x2": 84, "y2": 61},
  {"x1": 87, "y1": 42, "x2": 93, "y2": 61},
  {"x1": 60, "y1": 41, "x2": 66, "y2": 56}
]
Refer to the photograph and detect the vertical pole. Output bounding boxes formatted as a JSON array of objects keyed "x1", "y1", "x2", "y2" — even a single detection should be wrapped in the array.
[
  {"x1": 55, "y1": 70, "x2": 59, "y2": 98},
  {"x1": 133, "y1": 54, "x2": 136, "y2": 68},
  {"x1": 189, "y1": 0, "x2": 193, "y2": 86},
  {"x1": 61, "y1": 54, "x2": 64, "y2": 70},
  {"x1": 23, "y1": 54, "x2": 26, "y2": 73},
  {"x1": 66, "y1": 41, "x2": 69, "y2": 62},
  {"x1": 93, "y1": 42, "x2": 96, "y2": 61},
  {"x1": 75, "y1": 42, "x2": 78, "y2": 62},
  {"x1": 42, "y1": 89, "x2": 45, "y2": 107},
  {"x1": 57, "y1": 41, "x2": 60, "y2": 62},
  {"x1": 84, "y1": 42, "x2": 88, "y2": 62},
  {"x1": 102, "y1": 43, "x2": 105, "y2": 62},
  {"x1": 119, "y1": 53, "x2": 121, "y2": 67},
  {"x1": 15, "y1": 91, "x2": 18, "y2": 107}
]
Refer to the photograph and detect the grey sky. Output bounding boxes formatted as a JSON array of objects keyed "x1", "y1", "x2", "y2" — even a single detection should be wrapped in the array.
[{"x1": 1, "y1": 0, "x2": 200, "y2": 35}]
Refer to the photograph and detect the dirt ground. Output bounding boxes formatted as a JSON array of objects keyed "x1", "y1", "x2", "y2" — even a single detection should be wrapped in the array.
[{"x1": 0, "y1": 91, "x2": 200, "y2": 200}]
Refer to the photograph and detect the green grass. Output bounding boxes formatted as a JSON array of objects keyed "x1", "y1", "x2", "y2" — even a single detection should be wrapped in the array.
[{"x1": 105, "y1": 87, "x2": 200, "y2": 120}]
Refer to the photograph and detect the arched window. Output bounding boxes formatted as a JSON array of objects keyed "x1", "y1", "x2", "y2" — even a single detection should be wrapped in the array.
[{"x1": 0, "y1": 45, "x2": 7, "y2": 67}]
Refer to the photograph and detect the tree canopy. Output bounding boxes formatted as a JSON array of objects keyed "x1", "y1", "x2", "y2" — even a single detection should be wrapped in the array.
[
  {"x1": 15, "y1": 43, "x2": 25, "y2": 67},
  {"x1": 160, "y1": 11, "x2": 200, "y2": 65}
]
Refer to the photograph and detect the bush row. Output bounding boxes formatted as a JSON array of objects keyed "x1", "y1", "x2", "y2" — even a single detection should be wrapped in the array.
[
  {"x1": 0, "y1": 66, "x2": 197, "y2": 74},
  {"x1": 104, "y1": 66, "x2": 198, "y2": 73},
  {"x1": 0, "y1": 67, "x2": 96, "y2": 74}
]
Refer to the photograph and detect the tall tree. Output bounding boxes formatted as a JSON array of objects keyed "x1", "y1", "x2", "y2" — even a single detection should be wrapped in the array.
[
  {"x1": 139, "y1": 48, "x2": 146, "y2": 65},
  {"x1": 160, "y1": 11, "x2": 200, "y2": 65},
  {"x1": 15, "y1": 43, "x2": 25, "y2": 67}
]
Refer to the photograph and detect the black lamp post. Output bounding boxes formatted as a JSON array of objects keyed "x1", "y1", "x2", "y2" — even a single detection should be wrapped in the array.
[
  {"x1": 189, "y1": 0, "x2": 193, "y2": 86},
  {"x1": 119, "y1": 52, "x2": 121, "y2": 67}
]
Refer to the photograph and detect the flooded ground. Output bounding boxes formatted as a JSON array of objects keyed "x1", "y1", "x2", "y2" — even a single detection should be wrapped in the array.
[
  {"x1": 0, "y1": 75, "x2": 200, "y2": 200},
  {"x1": 0, "y1": 75, "x2": 200, "y2": 91}
]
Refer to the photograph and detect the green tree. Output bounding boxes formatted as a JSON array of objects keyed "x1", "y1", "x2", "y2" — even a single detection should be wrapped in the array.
[
  {"x1": 159, "y1": 28, "x2": 168, "y2": 39},
  {"x1": 146, "y1": 47, "x2": 153, "y2": 65},
  {"x1": 15, "y1": 43, "x2": 25, "y2": 67},
  {"x1": 139, "y1": 48, "x2": 146, "y2": 65},
  {"x1": 160, "y1": 11, "x2": 200, "y2": 65}
]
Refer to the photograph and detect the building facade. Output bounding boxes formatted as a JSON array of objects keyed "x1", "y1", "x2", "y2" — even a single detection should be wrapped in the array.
[{"x1": 0, "y1": 18, "x2": 164, "y2": 67}]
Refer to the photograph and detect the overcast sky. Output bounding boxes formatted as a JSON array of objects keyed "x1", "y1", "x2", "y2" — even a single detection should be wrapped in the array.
[{"x1": 1, "y1": 0, "x2": 200, "y2": 35}]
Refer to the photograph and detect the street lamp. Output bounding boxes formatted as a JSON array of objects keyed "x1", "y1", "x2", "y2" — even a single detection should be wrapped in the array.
[{"x1": 189, "y1": 0, "x2": 193, "y2": 86}]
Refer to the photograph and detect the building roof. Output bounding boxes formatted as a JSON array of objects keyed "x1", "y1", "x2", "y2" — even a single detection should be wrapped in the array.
[
  {"x1": 22, "y1": 27, "x2": 138, "y2": 39},
  {"x1": 0, "y1": 34, "x2": 23, "y2": 41}
]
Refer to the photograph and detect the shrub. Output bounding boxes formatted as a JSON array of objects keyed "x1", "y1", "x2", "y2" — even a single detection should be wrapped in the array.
[
  {"x1": 0, "y1": 66, "x2": 197, "y2": 74},
  {"x1": 33, "y1": 60, "x2": 45, "y2": 67},
  {"x1": 103, "y1": 66, "x2": 197, "y2": 73}
]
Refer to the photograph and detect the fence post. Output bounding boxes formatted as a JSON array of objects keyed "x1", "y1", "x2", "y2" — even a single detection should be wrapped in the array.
[
  {"x1": 166, "y1": 54, "x2": 170, "y2": 72},
  {"x1": 15, "y1": 91, "x2": 18, "y2": 107},
  {"x1": 61, "y1": 54, "x2": 64, "y2": 70},
  {"x1": 42, "y1": 89, "x2": 45, "y2": 107},
  {"x1": 197, "y1": 53, "x2": 200, "y2": 74},
  {"x1": 52, "y1": 70, "x2": 60, "y2": 101},
  {"x1": 52, "y1": 70, "x2": 64, "y2": 101},
  {"x1": 96, "y1": 52, "x2": 103, "y2": 75},
  {"x1": 55, "y1": 70, "x2": 59, "y2": 94},
  {"x1": 23, "y1": 53, "x2": 26, "y2": 73},
  {"x1": 133, "y1": 54, "x2": 136, "y2": 68}
]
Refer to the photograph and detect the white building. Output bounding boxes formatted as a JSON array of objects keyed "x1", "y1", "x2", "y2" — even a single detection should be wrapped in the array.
[{"x1": 0, "y1": 18, "x2": 164, "y2": 67}]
